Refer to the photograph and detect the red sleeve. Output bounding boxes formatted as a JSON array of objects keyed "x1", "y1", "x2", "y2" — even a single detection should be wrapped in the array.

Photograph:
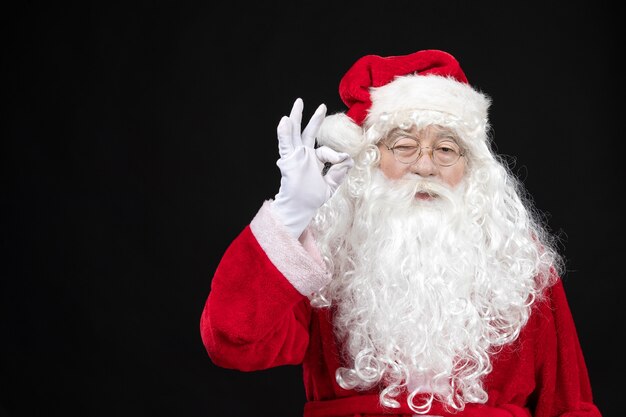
[
  {"x1": 532, "y1": 279, "x2": 602, "y2": 417},
  {"x1": 200, "y1": 225, "x2": 312, "y2": 371}
]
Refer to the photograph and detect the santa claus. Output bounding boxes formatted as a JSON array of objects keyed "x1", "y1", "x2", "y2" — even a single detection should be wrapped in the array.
[{"x1": 200, "y1": 50, "x2": 601, "y2": 416}]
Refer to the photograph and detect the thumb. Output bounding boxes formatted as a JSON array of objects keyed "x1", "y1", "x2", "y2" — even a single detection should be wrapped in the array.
[
  {"x1": 314, "y1": 146, "x2": 352, "y2": 165},
  {"x1": 325, "y1": 157, "x2": 353, "y2": 188},
  {"x1": 316, "y1": 148, "x2": 353, "y2": 193}
]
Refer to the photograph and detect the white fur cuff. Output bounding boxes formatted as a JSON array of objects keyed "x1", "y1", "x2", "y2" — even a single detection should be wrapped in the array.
[{"x1": 250, "y1": 201, "x2": 332, "y2": 297}]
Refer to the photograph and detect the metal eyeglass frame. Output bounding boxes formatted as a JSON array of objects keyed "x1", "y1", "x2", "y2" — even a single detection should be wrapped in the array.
[{"x1": 383, "y1": 138, "x2": 466, "y2": 167}]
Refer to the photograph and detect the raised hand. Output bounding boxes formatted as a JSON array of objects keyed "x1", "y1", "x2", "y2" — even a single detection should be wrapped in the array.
[{"x1": 271, "y1": 98, "x2": 353, "y2": 238}]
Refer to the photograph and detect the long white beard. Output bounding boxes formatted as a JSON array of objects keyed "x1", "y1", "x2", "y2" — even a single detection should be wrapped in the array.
[{"x1": 312, "y1": 169, "x2": 545, "y2": 413}]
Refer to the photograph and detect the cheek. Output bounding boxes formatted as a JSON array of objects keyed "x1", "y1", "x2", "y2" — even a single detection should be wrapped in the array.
[
  {"x1": 443, "y1": 161, "x2": 466, "y2": 187},
  {"x1": 379, "y1": 152, "x2": 407, "y2": 180}
]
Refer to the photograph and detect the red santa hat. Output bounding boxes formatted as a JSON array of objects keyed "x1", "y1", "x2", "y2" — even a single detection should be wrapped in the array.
[{"x1": 317, "y1": 50, "x2": 492, "y2": 155}]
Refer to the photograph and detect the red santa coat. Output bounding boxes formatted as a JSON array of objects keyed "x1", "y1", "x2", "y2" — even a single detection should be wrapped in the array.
[{"x1": 200, "y1": 202, "x2": 601, "y2": 417}]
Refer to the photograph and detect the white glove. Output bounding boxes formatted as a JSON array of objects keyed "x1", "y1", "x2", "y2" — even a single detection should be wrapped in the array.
[{"x1": 271, "y1": 98, "x2": 354, "y2": 239}]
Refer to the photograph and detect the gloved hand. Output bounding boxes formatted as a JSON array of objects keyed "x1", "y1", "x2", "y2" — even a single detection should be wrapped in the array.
[{"x1": 271, "y1": 98, "x2": 354, "y2": 239}]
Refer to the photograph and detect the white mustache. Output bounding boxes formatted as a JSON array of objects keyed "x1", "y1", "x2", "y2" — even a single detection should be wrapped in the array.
[
  {"x1": 398, "y1": 177, "x2": 456, "y2": 201},
  {"x1": 372, "y1": 171, "x2": 463, "y2": 208},
  {"x1": 413, "y1": 180, "x2": 448, "y2": 196}
]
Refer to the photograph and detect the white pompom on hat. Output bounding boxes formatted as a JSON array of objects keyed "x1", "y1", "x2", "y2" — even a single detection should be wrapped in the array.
[{"x1": 317, "y1": 50, "x2": 492, "y2": 155}]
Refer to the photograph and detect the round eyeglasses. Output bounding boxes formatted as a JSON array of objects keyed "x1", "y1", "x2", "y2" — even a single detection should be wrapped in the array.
[{"x1": 383, "y1": 137, "x2": 465, "y2": 167}]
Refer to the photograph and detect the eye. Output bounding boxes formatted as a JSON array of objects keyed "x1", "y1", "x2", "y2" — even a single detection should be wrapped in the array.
[
  {"x1": 436, "y1": 141, "x2": 460, "y2": 154},
  {"x1": 393, "y1": 137, "x2": 419, "y2": 150},
  {"x1": 394, "y1": 145, "x2": 417, "y2": 152}
]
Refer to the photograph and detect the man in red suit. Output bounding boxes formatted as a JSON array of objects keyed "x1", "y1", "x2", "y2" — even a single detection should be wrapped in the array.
[{"x1": 200, "y1": 50, "x2": 601, "y2": 416}]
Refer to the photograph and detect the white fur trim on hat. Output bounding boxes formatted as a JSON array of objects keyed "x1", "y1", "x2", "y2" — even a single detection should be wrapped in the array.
[{"x1": 367, "y1": 74, "x2": 490, "y2": 130}]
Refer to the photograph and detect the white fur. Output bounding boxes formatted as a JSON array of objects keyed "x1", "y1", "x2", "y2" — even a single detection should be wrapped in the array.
[
  {"x1": 366, "y1": 75, "x2": 490, "y2": 132},
  {"x1": 317, "y1": 112, "x2": 363, "y2": 155},
  {"x1": 250, "y1": 201, "x2": 331, "y2": 296}
]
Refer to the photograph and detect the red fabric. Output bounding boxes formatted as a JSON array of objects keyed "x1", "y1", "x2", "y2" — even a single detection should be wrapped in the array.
[
  {"x1": 200, "y1": 225, "x2": 602, "y2": 417},
  {"x1": 338, "y1": 50, "x2": 469, "y2": 125}
]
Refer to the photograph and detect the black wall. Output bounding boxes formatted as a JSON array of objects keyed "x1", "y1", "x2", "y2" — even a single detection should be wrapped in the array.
[{"x1": 3, "y1": 2, "x2": 621, "y2": 416}]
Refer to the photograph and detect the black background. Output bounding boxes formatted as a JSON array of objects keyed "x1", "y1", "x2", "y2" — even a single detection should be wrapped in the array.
[{"x1": 3, "y1": 2, "x2": 623, "y2": 417}]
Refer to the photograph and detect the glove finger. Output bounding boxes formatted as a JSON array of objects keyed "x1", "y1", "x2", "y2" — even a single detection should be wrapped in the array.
[
  {"x1": 288, "y1": 98, "x2": 304, "y2": 147},
  {"x1": 301, "y1": 103, "x2": 327, "y2": 149},
  {"x1": 276, "y1": 116, "x2": 294, "y2": 158},
  {"x1": 315, "y1": 146, "x2": 352, "y2": 165},
  {"x1": 324, "y1": 158, "x2": 354, "y2": 193}
]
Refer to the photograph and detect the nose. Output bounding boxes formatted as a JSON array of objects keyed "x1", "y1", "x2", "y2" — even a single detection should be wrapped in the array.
[{"x1": 410, "y1": 147, "x2": 438, "y2": 177}]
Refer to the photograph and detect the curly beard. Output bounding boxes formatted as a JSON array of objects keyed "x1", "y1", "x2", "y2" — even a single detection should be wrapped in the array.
[{"x1": 311, "y1": 166, "x2": 555, "y2": 413}]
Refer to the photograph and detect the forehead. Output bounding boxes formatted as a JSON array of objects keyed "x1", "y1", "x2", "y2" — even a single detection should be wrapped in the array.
[{"x1": 385, "y1": 124, "x2": 460, "y2": 141}]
